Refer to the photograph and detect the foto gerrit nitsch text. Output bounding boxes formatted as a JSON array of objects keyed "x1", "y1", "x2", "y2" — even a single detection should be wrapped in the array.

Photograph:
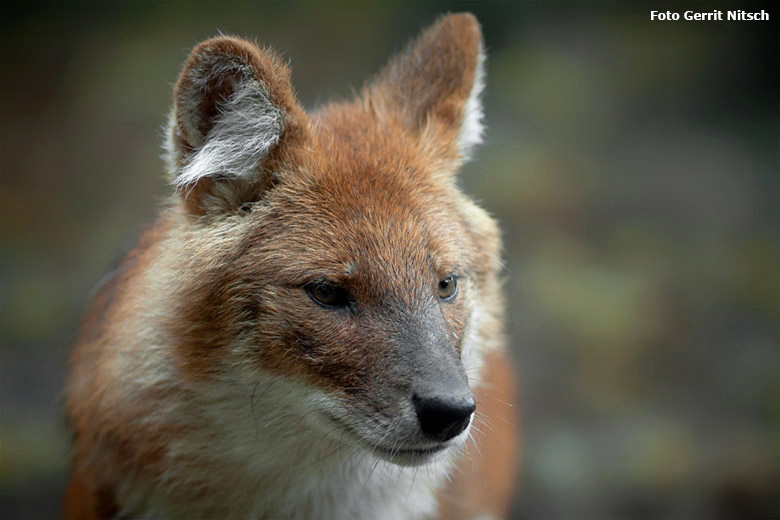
[{"x1": 651, "y1": 10, "x2": 769, "y2": 21}]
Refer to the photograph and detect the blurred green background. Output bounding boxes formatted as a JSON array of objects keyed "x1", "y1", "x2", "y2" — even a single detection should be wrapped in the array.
[{"x1": 1, "y1": 1, "x2": 778, "y2": 518}]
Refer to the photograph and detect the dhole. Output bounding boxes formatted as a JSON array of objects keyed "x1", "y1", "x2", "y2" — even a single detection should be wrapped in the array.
[{"x1": 64, "y1": 13, "x2": 518, "y2": 519}]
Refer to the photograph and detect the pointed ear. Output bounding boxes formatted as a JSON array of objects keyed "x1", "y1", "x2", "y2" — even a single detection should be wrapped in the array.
[
  {"x1": 368, "y1": 13, "x2": 485, "y2": 159},
  {"x1": 164, "y1": 36, "x2": 308, "y2": 215}
]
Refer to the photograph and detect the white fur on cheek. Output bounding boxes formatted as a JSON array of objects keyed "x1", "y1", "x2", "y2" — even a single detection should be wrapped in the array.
[{"x1": 459, "y1": 49, "x2": 486, "y2": 159}]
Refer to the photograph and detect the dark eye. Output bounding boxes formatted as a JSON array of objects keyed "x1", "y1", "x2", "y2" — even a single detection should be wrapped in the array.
[
  {"x1": 305, "y1": 280, "x2": 352, "y2": 309},
  {"x1": 438, "y1": 276, "x2": 458, "y2": 301}
]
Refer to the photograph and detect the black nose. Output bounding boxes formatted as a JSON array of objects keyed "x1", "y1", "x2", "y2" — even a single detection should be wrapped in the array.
[{"x1": 413, "y1": 392, "x2": 476, "y2": 442}]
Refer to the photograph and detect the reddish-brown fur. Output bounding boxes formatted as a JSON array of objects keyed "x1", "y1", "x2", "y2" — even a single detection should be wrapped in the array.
[{"x1": 65, "y1": 13, "x2": 518, "y2": 519}]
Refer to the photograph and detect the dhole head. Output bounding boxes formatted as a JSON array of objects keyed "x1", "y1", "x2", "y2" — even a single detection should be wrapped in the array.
[{"x1": 162, "y1": 14, "x2": 500, "y2": 467}]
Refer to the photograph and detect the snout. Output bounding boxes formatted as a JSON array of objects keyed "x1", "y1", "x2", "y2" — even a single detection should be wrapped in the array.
[
  {"x1": 335, "y1": 314, "x2": 477, "y2": 465},
  {"x1": 324, "y1": 376, "x2": 476, "y2": 467},
  {"x1": 413, "y1": 388, "x2": 475, "y2": 442}
]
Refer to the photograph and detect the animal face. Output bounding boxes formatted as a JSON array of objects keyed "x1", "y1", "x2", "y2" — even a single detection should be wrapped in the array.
[{"x1": 162, "y1": 14, "x2": 495, "y2": 467}]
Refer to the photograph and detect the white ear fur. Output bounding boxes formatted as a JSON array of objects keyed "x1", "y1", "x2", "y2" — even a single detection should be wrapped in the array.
[
  {"x1": 459, "y1": 49, "x2": 486, "y2": 159},
  {"x1": 170, "y1": 82, "x2": 283, "y2": 189},
  {"x1": 163, "y1": 54, "x2": 285, "y2": 190}
]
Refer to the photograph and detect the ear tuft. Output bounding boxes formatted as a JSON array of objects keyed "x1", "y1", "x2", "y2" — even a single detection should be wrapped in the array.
[
  {"x1": 164, "y1": 36, "x2": 307, "y2": 212},
  {"x1": 171, "y1": 74, "x2": 283, "y2": 189}
]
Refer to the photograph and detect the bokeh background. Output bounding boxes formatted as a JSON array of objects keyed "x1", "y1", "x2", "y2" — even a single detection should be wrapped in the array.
[{"x1": 1, "y1": 1, "x2": 778, "y2": 518}]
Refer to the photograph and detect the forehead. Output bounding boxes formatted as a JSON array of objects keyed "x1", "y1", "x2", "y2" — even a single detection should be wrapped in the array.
[
  {"x1": 264, "y1": 110, "x2": 467, "y2": 281},
  {"x1": 281, "y1": 173, "x2": 461, "y2": 272}
]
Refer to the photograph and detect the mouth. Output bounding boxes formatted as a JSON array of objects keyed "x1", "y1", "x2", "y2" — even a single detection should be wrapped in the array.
[
  {"x1": 320, "y1": 412, "x2": 451, "y2": 466},
  {"x1": 368, "y1": 442, "x2": 449, "y2": 466}
]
